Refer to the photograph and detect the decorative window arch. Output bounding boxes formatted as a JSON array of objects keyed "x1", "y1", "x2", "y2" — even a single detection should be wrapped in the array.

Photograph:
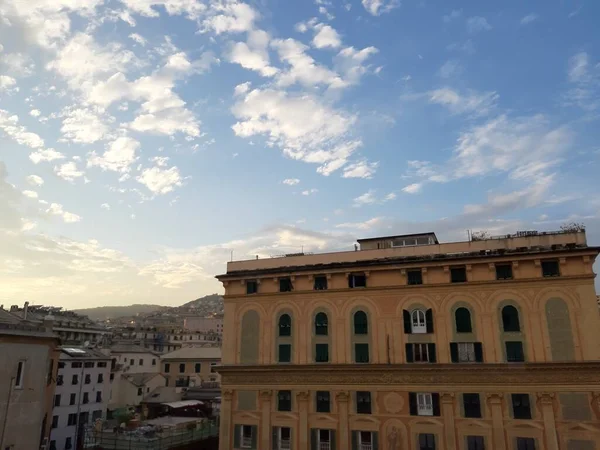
[
  {"x1": 502, "y1": 305, "x2": 520, "y2": 332},
  {"x1": 278, "y1": 313, "x2": 292, "y2": 337},
  {"x1": 411, "y1": 310, "x2": 426, "y2": 333},
  {"x1": 353, "y1": 310, "x2": 368, "y2": 335},
  {"x1": 455, "y1": 307, "x2": 472, "y2": 333},
  {"x1": 315, "y1": 312, "x2": 328, "y2": 336}
]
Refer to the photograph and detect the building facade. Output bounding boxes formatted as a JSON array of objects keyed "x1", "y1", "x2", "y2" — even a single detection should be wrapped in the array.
[
  {"x1": 160, "y1": 347, "x2": 222, "y2": 387},
  {"x1": 0, "y1": 316, "x2": 60, "y2": 450},
  {"x1": 50, "y1": 348, "x2": 111, "y2": 450},
  {"x1": 184, "y1": 317, "x2": 224, "y2": 335},
  {"x1": 217, "y1": 230, "x2": 600, "y2": 450}
]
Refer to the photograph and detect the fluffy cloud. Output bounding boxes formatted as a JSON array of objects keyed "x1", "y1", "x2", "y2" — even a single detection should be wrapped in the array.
[
  {"x1": 136, "y1": 165, "x2": 183, "y2": 194},
  {"x1": 54, "y1": 162, "x2": 85, "y2": 181},
  {"x1": 232, "y1": 88, "x2": 371, "y2": 176},
  {"x1": 118, "y1": 0, "x2": 205, "y2": 19},
  {"x1": 128, "y1": 33, "x2": 147, "y2": 45},
  {"x1": 336, "y1": 217, "x2": 383, "y2": 230},
  {"x1": 283, "y1": 178, "x2": 300, "y2": 185},
  {"x1": 60, "y1": 106, "x2": 112, "y2": 144},
  {"x1": 199, "y1": 0, "x2": 258, "y2": 34},
  {"x1": 401, "y1": 183, "x2": 422, "y2": 194},
  {"x1": 361, "y1": 0, "x2": 399, "y2": 16},
  {"x1": 564, "y1": 51, "x2": 599, "y2": 112},
  {"x1": 467, "y1": 16, "x2": 492, "y2": 33},
  {"x1": 22, "y1": 190, "x2": 38, "y2": 199},
  {"x1": 301, "y1": 188, "x2": 318, "y2": 196},
  {"x1": 46, "y1": 203, "x2": 81, "y2": 223},
  {"x1": 0, "y1": 75, "x2": 18, "y2": 93},
  {"x1": 1, "y1": 52, "x2": 35, "y2": 76},
  {"x1": 520, "y1": 14, "x2": 538, "y2": 25},
  {"x1": 30, "y1": 149, "x2": 65, "y2": 164},
  {"x1": 342, "y1": 160, "x2": 378, "y2": 179},
  {"x1": 227, "y1": 29, "x2": 279, "y2": 76},
  {"x1": 26, "y1": 175, "x2": 44, "y2": 186},
  {"x1": 312, "y1": 24, "x2": 341, "y2": 49},
  {"x1": 353, "y1": 190, "x2": 377, "y2": 207},
  {"x1": 0, "y1": 109, "x2": 44, "y2": 148},
  {"x1": 87, "y1": 137, "x2": 140, "y2": 173}
]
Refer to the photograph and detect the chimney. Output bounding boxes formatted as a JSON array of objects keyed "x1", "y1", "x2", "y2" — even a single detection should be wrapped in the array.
[
  {"x1": 23, "y1": 302, "x2": 29, "y2": 320},
  {"x1": 43, "y1": 313, "x2": 55, "y2": 331},
  {"x1": 10, "y1": 305, "x2": 18, "y2": 312}
]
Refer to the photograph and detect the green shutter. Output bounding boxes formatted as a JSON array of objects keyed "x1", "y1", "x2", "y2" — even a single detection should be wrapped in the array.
[
  {"x1": 331, "y1": 430, "x2": 336, "y2": 450},
  {"x1": 251, "y1": 425, "x2": 258, "y2": 449},
  {"x1": 272, "y1": 427, "x2": 278, "y2": 450},
  {"x1": 372, "y1": 432, "x2": 379, "y2": 450},
  {"x1": 310, "y1": 429, "x2": 317, "y2": 450},
  {"x1": 233, "y1": 425, "x2": 241, "y2": 448},
  {"x1": 351, "y1": 431, "x2": 358, "y2": 450}
]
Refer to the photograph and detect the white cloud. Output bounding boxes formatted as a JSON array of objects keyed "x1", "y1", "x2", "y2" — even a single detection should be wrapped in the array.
[
  {"x1": 232, "y1": 88, "x2": 368, "y2": 176},
  {"x1": 384, "y1": 192, "x2": 396, "y2": 201},
  {"x1": 402, "y1": 183, "x2": 422, "y2": 194},
  {"x1": 564, "y1": 52, "x2": 599, "y2": 112},
  {"x1": 301, "y1": 188, "x2": 318, "y2": 196},
  {"x1": 227, "y1": 29, "x2": 279, "y2": 77},
  {"x1": 336, "y1": 217, "x2": 383, "y2": 230},
  {"x1": 137, "y1": 165, "x2": 183, "y2": 194},
  {"x1": 428, "y1": 87, "x2": 498, "y2": 116},
  {"x1": 119, "y1": 0, "x2": 205, "y2": 19},
  {"x1": 443, "y1": 9, "x2": 462, "y2": 23},
  {"x1": 150, "y1": 156, "x2": 170, "y2": 167},
  {"x1": 568, "y1": 51, "x2": 589, "y2": 83},
  {"x1": 101, "y1": 203, "x2": 110, "y2": 210},
  {"x1": 87, "y1": 136, "x2": 140, "y2": 173},
  {"x1": 0, "y1": 109, "x2": 44, "y2": 148},
  {"x1": 234, "y1": 82, "x2": 251, "y2": 96},
  {"x1": 29, "y1": 149, "x2": 65, "y2": 164},
  {"x1": 60, "y1": 106, "x2": 112, "y2": 144},
  {"x1": 283, "y1": 178, "x2": 300, "y2": 185},
  {"x1": 54, "y1": 161, "x2": 85, "y2": 181},
  {"x1": 353, "y1": 190, "x2": 377, "y2": 207},
  {"x1": 1, "y1": 52, "x2": 35, "y2": 76},
  {"x1": 199, "y1": 0, "x2": 258, "y2": 35},
  {"x1": 520, "y1": 14, "x2": 538, "y2": 25},
  {"x1": 22, "y1": 190, "x2": 38, "y2": 199},
  {"x1": 0, "y1": 76, "x2": 18, "y2": 93},
  {"x1": 26, "y1": 175, "x2": 44, "y2": 186},
  {"x1": 361, "y1": 0, "x2": 399, "y2": 16},
  {"x1": 30, "y1": 109, "x2": 41, "y2": 117},
  {"x1": 312, "y1": 24, "x2": 341, "y2": 49},
  {"x1": 46, "y1": 203, "x2": 81, "y2": 223},
  {"x1": 342, "y1": 160, "x2": 378, "y2": 179},
  {"x1": 467, "y1": 16, "x2": 492, "y2": 33},
  {"x1": 334, "y1": 46, "x2": 379, "y2": 86},
  {"x1": 128, "y1": 33, "x2": 147, "y2": 46}
]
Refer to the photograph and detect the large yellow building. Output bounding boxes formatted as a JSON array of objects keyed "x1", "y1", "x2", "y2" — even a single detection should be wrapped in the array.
[{"x1": 216, "y1": 230, "x2": 600, "y2": 450}]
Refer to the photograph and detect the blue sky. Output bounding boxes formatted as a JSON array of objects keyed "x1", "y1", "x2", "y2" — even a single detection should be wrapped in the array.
[{"x1": 1, "y1": 0, "x2": 599, "y2": 309}]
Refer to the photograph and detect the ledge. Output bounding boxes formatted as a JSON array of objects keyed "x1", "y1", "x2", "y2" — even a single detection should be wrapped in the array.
[{"x1": 217, "y1": 362, "x2": 600, "y2": 388}]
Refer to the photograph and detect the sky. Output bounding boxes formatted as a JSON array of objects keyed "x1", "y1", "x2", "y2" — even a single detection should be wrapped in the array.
[{"x1": 1, "y1": 0, "x2": 599, "y2": 310}]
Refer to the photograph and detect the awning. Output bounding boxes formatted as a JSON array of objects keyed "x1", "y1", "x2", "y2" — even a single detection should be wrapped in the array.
[{"x1": 161, "y1": 400, "x2": 204, "y2": 408}]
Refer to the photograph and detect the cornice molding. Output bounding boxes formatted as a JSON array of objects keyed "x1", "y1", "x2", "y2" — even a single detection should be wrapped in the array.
[{"x1": 218, "y1": 362, "x2": 600, "y2": 387}]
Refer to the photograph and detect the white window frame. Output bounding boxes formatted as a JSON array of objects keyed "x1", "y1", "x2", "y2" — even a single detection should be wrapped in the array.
[
  {"x1": 413, "y1": 343, "x2": 430, "y2": 362},
  {"x1": 411, "y1": 310, "x2": 427, "y2": 334},
  {"x1": 318, "y1": 429, "x2": 331, "y2": 450},
  {"x1": 358, "y1": 431, "x2": 373, "y2": 450},
  {"x1": 240, "y1": 425, "x2": 253, "y2": 449},
  {"x1": 417, "y1": 393, "x2": 433, "y2": 416},
  {"x1": 458, "y1": 343, "x2": 476, "y2": 362},
  {"x1": 15, "y1": 360, "x2": 25, "y2": 389},
  {"x1": 278, "y1": 427, "x2": 291, "y2": 450}
]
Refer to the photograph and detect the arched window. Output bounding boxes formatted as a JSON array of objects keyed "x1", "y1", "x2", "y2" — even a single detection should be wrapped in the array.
[
  {"x1": 354, "y1": 310, "x2": 368, "y2": 335},
  {"x1": 455, "y1": 307, "x2": 472, "y2": 333},
  {"x1": 278, "y1": 314, "x2": 291, "y2": 337},
  {"x1": 411, "y1": 310, "x2": 426, "y2": 333},
  {"x1": 502, "y1": 305, "x2": 520, "y2": 332},
  {"x1": 315, "y1": 312, "x2": 328, "y2": 336}
]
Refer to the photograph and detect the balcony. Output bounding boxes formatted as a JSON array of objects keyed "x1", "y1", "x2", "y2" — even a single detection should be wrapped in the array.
[
  {"x1": 278, "y1": 440, "x2": 291, "y2": 450},
  {"x1": 241, "y1": 436, "x2": 252, "y2": 448},
  {"x1": 359, "y1": 445, "x2": 372, "y2": 450},
  {"x1": 319, "y1": 443, "x2": 331, "y2": 450}
]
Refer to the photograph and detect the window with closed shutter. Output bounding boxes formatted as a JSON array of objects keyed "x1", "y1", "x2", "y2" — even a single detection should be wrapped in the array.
[
  {"x1": 355, "y1": 343, "x2": 369, "y2": 363},
  {"x1": 316, "y1": 391, "x2": 330, "y2": 413},
  {"x1": 419, "y1": 433, "x2": 436, "y2": 450},
  {"x1": 516, "y1": 437, "x2": 536, "y2": 450},
  {"x1": 467, "y1": 436, "x2": 485, "y2": 450},
  {"x1": 512, "y1": 394, "x2": 532, "y2": 419},
  {"x1": 506, "y1": 341, "x2": 525, "y2": 362},
  {"x1": 316, "y1": 343, "x2": 329, "y2": 362},
  {"x1": 463, "y1": 394, "x2": 481, "y2": 418},
  {"x1": 356, "y1": 391, "x2": 371, "y2": 414}
]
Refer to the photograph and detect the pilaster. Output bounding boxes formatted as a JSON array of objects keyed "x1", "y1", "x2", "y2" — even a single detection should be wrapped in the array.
[
  {"x1": 336, "y1": 391, "x2": 350, "y2": 450},
  {"x1": 297, "y1": 391, "x2": 310, "y2": 450},
  {"x1": 486, "y1": 393, "x2": 506, "y2": 450},
  {"x1": 218, "y1": 389, "x2": 233, "y2": 450},
  {"x1": 441, "y1": 393, "x2": 457, "y2": 450},
  {"x1": 537, "y1": 392, "x2": 559, "y2": 450},
  {"x1": 260, "y1": 390, "x2": 272, "y2": 449}
]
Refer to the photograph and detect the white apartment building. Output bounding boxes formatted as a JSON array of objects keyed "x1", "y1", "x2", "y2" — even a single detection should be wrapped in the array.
[{"x1": 50, "y1": 348, "x2": 111, "y2": 450}]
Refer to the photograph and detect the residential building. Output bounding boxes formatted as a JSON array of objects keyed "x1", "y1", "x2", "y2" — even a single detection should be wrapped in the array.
[
  {"x1": 183, "y1": 317, "x2": 224, "y2": 335},
  {"x1": 110, "y1": 373, "x2": 166, "y2": 409},
  {"x1": 0, "y1": 313, "x2": 60, "y2": 450},
  {"x1": 50, "y1": 347, "x2": 111, "y2": 450},
  {"x1": 107, "y1": 343, "x2": 160, "y2": 373},
  {"x1": 217, "y1": 229, "x2": 600, "y2": 450},
  {"x1": 160, "y1": 347, "x2": 221, "y2": 388},
  {"x1": 5, "y1": 303, "x2": 109, "y2": 346}
]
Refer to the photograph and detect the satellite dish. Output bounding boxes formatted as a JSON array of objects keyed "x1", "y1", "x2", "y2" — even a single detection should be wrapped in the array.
[{"x1": 84, "y1": 341, "x2": 90, "y2": 347}]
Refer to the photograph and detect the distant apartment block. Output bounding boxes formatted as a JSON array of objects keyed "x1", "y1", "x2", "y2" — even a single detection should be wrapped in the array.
[
  {"x1": 0, "y1": 311, "x2": 60, "y2": 450},
  {"x1": 161, "y1": 347, "x2": 221, "y2": 388},
  {"x1": 50, "y1": 348, "x2": 111, "y2": 450},
  {"x1": 184, "y1": 317, "x2": 223, "y2": 335}
]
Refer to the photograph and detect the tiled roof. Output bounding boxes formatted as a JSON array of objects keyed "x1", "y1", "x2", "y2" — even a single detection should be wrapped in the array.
[{"x1": 160, "y1": 346, "x2": 221, "y2": 360}]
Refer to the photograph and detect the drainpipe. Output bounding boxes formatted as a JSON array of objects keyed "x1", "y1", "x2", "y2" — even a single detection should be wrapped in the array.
[{"x1": 0, "y1": 377, "x2": 15, "y2": 448}]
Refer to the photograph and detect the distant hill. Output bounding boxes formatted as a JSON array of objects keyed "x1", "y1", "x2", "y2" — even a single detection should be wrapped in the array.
[
  {"x1": 72, "y1": 304, "x2": 164, "y2": 320},
  {"x1": 179, "y1": 294, "x2": 223, "y2": 309}
]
